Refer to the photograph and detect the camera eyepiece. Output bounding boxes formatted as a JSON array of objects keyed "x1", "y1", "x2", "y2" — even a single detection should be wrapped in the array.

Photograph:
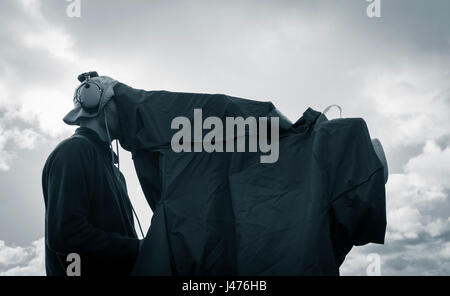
[{"x1": 77, "y1": 71, "x2": 99, "y2": 83}]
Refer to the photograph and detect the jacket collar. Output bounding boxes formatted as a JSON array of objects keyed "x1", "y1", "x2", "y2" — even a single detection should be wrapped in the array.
[
  {"x1": 74, "y1": 127, "x2": 118, "y2": 163},
  {"x1": 75, "y1": 127, "x2": 108, "y2": 145}
]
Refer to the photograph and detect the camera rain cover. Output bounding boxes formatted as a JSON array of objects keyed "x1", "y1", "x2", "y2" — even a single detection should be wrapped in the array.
[{"x1": 113, "y1": 82, "x2": 386, "y2": 275}]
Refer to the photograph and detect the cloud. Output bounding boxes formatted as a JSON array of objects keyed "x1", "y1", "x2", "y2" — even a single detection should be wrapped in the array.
[
  {"x1": 0, "y1": 124, "x2": 41, "y2": 171},
  {"x1": 405, "y1": 141, "x2": 450, "y2": 188},
  {"x1": 387, "y1": 141, "x2": 450, "y2": 240},
  {"x1": 0, "y1": 241, "x2": 29, "y2": 266},
  {"x1": 0, "y1": 238, "x2": 45, "y2": 276},
  {"x1": 16, "y1": 0, "x2": 76, "y2": 62},
  {"x1": 341, "y1": 140, "x2": 450, "y2": 275},
  {"x1": 341, "y1": 238, "x2": 450, "y2": 276},
  {"x1": 0, "y1": 0, "x2": 77, "y2": 171},
  {"x1": 0, "y1": 129, "x2": 15, "y2": 171},
  {"x1": 3, "y1": 87, "x2": 74, "y2": 138},
  {"x1": 362, "y1": 65, "x2": 450, "y2": 149},
  {"x1": 23, "y1": 29, "x2": 76, "y2": 62}
]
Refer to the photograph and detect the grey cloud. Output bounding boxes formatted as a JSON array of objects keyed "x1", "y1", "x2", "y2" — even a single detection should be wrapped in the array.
[
  {"x1": 436, "y1": 135, "x2": 450, "y2": 150},
  {"x1": 342, "y1": 238, "x2": 450, "y2": 275},
  {"x1": 0, "y1": 238, "x2": 45, "y2": 276}
]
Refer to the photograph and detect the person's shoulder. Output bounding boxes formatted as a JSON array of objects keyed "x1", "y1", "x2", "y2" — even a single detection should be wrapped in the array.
[
  {"x1": 45, "y1": 134, "x2": 95, "y2": 168},
  {"x1": 56, "y1": 135, "x2": 94, "y2": 155},
  {"x1": 42, "y1": 134, "x2": 97, "y2": 183}
]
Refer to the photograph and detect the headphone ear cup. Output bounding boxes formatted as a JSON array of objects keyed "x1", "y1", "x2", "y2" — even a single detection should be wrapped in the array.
[{"x1": 79, "y1": 82, "x2": 102, "y2": 109}]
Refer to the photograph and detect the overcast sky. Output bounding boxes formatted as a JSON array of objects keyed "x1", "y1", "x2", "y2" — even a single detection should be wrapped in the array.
[{"x1": 0, "y1": 0, "x2": 449, "y2": 275}]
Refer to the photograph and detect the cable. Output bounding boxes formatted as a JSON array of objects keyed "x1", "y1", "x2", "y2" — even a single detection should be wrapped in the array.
[
  {"x1": 116, "y1": 140, "x2": 120, "y2": 170},
  {"x1": 129, "y1": 194, "x2": 145, "y2": 239},
  {"x1": 104, "y1": 108, "x2": 145, "y2": 238}
]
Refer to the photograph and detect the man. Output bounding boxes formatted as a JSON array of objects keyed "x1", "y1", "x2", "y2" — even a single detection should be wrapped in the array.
[{"x1": 42, "y1": 73, "x2": 142, "y2": 276}]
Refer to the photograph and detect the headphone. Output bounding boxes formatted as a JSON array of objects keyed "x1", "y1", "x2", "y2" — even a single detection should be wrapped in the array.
[{"x1": 74, "y1": 71, "x2": 103, "y2": 113}]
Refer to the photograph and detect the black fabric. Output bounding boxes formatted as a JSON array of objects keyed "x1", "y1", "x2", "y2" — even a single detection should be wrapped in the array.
[
  {"x1": 42, "y1": 127, "x2": 140, "y2": 276},
  {"x1": 113, "y1": 83, "x2": 386, "y2": 275}
]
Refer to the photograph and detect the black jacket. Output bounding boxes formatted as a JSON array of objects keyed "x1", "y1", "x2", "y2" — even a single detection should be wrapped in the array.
[{"x1": 42, "y1": 127, "x2": 140, "y2": 276}]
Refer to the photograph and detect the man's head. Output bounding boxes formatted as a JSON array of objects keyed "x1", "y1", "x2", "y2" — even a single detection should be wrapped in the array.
[
  {"x1": 78, "y1": 99, "x2": 120, "y2": 141},
  {"x1": 64, "y1": 73, "x2": 120, "y2": 142}
]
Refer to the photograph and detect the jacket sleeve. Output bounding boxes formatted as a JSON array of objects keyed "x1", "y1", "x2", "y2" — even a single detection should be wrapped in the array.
[
  {"x1": 315, "y1": 118, "x2": 387, "y2": 267},
  {"x1": 44, "y1": 138, "x2": 140, "y2": 265},
  {"x1": 330, "y1": 168, "x2": 386, "y2": 266}
]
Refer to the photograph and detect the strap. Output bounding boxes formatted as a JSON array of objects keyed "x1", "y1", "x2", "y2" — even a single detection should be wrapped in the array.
[{"x1": 322, "y1": 104, "x2": 342, "y2": 118}]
